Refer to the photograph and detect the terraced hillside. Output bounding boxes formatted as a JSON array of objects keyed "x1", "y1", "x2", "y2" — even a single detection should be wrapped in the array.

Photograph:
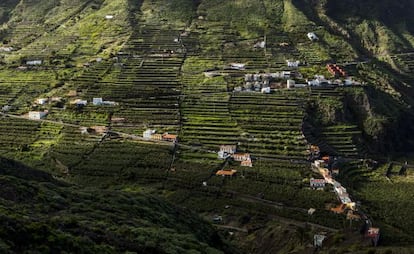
[{"x1": 0, "y1": 0, "x2": 414, "y2": 253}]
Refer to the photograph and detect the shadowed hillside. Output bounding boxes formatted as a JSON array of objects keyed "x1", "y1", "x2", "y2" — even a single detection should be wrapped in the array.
[{"x1": 0, "y1": 157, "x2": 234, "y2": 253}]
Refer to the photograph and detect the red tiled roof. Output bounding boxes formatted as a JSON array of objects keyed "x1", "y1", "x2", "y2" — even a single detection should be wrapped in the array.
[
  {"x1": 162, "y1": 134, "x2": 177, "y2": 139},
  {"x1": 216, "y1": 170, "x2": 237, "y2": 176}
]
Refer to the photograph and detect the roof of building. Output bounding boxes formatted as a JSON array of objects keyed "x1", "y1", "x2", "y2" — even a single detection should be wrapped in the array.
[
  {"x1": 220, "y1": 145, "x2": 237, "y2": 150},
  {"x1": 162, "y1": 134, "x2": 177, "y2": 139},
  {"x1": 241, "y1": 160, "x2": 253, "y2": 167},
  {"x1": 216, "y1": 169, "x2": 237, "y2": 176},
  {"x1": 367, "y1": 227, "x2": 380, "y2": 238},
  {"x1": 90, "y1": 126, "x2": 108, "y2": 133},
  {"x1": 233, "y1": 153, "x2": 250, "y2": 157}
]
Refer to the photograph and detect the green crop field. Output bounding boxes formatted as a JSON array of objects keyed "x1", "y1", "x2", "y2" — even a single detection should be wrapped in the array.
[{"x1": 0, "y1": 0, "x2": 414, "y2": 253}]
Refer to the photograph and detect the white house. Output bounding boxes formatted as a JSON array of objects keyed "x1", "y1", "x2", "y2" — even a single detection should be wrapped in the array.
[
  {"x1": 50, "y1": 97, "x2": 62, "y2": 102},
  {"x1": 254, "y1": 41, "x2": 266, "y2": 49},
  {"x1": 28, "y1": 111, "x2": 47, "y2": 120},
  {"x1": 310, "y1": 178, "x2": 326, "y2": 189},
  {"x1": 308, "y1": 208, "x2": 316, "y2": 215},
  {"x1": 218, "y1": 145, "x2": 237, "y2": 159},
  {"x1": 36, "y1": 98, "x2": 48, "y2": 105},
  {"x1": 218, "y1": 150, "x2": 229, "y2": 159},
  {"x1": 294, "y1": 84, "x2": 307, "y2": 88},
  {"x1": 105, "y1": 15, "x2": 114, "y2": 20},
  {"x1": 230, "y1": 63, "x2": 245, "y2": 70},
  {"x1": 233, "y1": 86, "x2": 242, "y2": 92},
  {"x1": 70, "y1": 99, "x2": 88, "y2": 106},
  {"x1": 26, "y1": 60, "x2": 42, "y2": 65},
  {"x1": 102, "y1": 100, "x2": 117, "y2": 106},
  {"x1": 308, "y1": 75, "x2": 327, "y2": 87},
  {"x1": 344, "y1": 78, "x2": 353, "y2": 86},
  {"x1": 313, "y1": 160, "x2": 326, "y2": 168},
  {"x1": 270, "y1": 72, "x2": 281, "y2": 78},
  {"x1": 287, "y1": 60, "x2": 300, "y2": 68},
  {"x1": 0, "y1": 47, "x2": 13, "y2": 52},
  {"x1": 93, "y1": 98, "x2": 103, "y2": 105},
  {"x1": 261, "y1": 87, "x2": 271, "y2": 94},
  {"x1": 287, "y1": 79, "x2": 295, "y2": 89},
  {"x1": 143, "y1": 129, "x2": 156, "y2": 139},
  {"x1": 1, "y1": 105, "x2": 11, "y2": 112},
  {"x1": 76, "y1": 100, "x2": 87, "y2": 106},
  {"x1": 314, "y1": 234, "x2": 326, "y2": 247},
  {"x1": 80, "y1": 127, "x2": 89, "y2": 135},
  {"x1": 281, "y1": 71, "x2": 291, "y2": 78},
  {"x1": 307, "y1": 32, "x2": 319, "y2": 41}
]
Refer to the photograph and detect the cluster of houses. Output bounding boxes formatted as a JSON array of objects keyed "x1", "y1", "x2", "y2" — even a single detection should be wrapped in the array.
[
  {"x1": 143, "y1": 129, "x2": 177, "y2": 143},
  {"x1": 310, "y1": 147, "x2": 380, "y2": 246},
  {"x1": 235, "y1": 71, "x2": 295, "y2": 93},
  {"x1": 35, "y1": 97, "x2": 62, "y2": 105},
  {"x1": 69, "y1": 97, "x2": 117, "y2": 107},
  {"x1": 218, "y1": 145, "x2": 253, "y2": 167},
  {"x1": 235, "y1": 63, "x2": 359, "y2": 93},
  {"x1": 92, "y1": 97, "x2": 117, "y2": 106},
  {"x1": 307, "y1": 74, "x2": 358, "y2": 87},
  {"x1": 312, "y1": 158, "x2": 355, "y2": 210}
]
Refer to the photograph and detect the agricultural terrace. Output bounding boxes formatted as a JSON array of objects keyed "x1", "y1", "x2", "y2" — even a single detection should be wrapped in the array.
[
  {"x1": 1, "y1": 0, "x2": 411, "y2": 249},
  {"x1": 336, "y1": 160, "x2": 414, "y2": 245},
  {"x1": 305, "y1": 87, "x2": 368, "y2": 157}
]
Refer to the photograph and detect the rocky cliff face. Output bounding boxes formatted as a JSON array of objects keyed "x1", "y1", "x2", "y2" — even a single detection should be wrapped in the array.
[
  {"x1": 293, "y1": 0, "x2": 414, "y2": 56},
  {"x1": 308, "y1": 87, "x2": 414, "y2": 155},
  {"x1": 344, "y1": 88, "x2": 414, "y2": 154}
]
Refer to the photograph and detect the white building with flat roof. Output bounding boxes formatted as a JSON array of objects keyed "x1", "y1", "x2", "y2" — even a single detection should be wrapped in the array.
[
  {"x1": 28, "y1": 111, "x2": 47, "y2": 120},
  {"x1": 93, "y1": 98, "x2": 103, "y2": 105},
  {"x1": 307, "y1": 32, "x2": 319, "y2": 41}
]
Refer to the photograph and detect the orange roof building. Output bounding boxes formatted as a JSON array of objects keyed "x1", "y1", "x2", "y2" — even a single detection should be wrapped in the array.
[
  {"x1": 330, "y1": 203, "x2": 347, "y2": 214},
  {"x1": 162, "y1": 133, "x2": 177, "y2": 142},
  {"x1": 216, "y1": 169, "x2": 237, "y2": 177},
  {"x1": 241, "y1": 159, "x2": 253, "y2": 167},
  {"x1": 327, "y1": 64, "x2": 347, "y2": 77},
  {"x1": 151, "y1": 134, "x2": 162, "y2": 140},
  {"x1": 90, "y1": 126, "x2": 108, "y2": 134}
]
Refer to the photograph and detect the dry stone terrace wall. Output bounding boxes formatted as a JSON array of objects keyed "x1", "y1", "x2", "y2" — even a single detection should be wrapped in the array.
[{"x1": 305, "y1": 87, "x2": 368, "y2": 158}]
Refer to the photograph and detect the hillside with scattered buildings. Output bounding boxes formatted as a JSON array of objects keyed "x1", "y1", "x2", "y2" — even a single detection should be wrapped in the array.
[{"x1": 0, "y1": 0, "x2": 413, "y2": 253}]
